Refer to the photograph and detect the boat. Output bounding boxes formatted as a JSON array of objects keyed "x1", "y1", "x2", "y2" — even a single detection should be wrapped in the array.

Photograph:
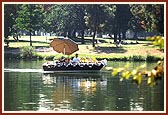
[{"x1": 43, "y1": 59, "x2": 107, "y2": 72}]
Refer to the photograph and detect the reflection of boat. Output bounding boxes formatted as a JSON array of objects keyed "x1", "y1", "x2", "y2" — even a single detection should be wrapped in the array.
[
  {"x1": 40, "y1": 72, "x2": 107, "y2": 111},
  {"x1": 43, "y1": 59, "x2": 107, "y2": 72},
  {"x1": 42, "y1": 72, "x2": 103, "y2": 85},
  {"x1": 42, "y1": 71, "x2": 103, "y2": 78}
]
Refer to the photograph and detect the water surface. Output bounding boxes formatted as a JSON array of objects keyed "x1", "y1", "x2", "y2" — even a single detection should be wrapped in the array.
[{"x1": 3, "y1": 60, "x2": 164, "y2": 112}]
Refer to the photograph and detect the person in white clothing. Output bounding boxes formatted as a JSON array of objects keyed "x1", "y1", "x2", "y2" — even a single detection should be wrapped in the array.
[{"x1": 72, "y1": 53, "x2": 80, "y2": 63}]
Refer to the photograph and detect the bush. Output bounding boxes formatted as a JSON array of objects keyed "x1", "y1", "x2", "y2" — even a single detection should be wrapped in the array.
[
  {"x1": 20, "y1": 46, "x2": 36, "y2": 59},
  {"x1": 146, "y1": 55, "x2": 162, "y2": 62},
  {"x1": 131, "y1": 55, "x2": 146, "y2": 61}
]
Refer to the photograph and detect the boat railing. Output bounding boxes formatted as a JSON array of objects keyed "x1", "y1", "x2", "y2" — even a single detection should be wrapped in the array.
[{"x1": 43, "y1": 59, "x2": 107, "y2": 68}]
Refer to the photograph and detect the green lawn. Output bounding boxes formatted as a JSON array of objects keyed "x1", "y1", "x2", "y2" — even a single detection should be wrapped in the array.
[{"x1": 4, "y1": 35, "x2": 164, "y2": 60}]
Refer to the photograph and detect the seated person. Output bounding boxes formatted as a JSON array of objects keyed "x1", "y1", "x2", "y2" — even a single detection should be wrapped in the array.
[
  {"x1": 65, "y1": 58, "x2": 71, "y2": 63},
  {"x1": 59, "y1": 56, "x2": 65, "y2": 62},
  {"x1": 72, "y1": 53, "x2": 80, "y2": 63}
]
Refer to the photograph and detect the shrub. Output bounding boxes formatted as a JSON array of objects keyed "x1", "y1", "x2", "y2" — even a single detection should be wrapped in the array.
[
  {"x1": 20, "y1": 46, "x2": 36, "y2": 59},
  {"x1": 131, "y1": 55, "x2": 145, "y2": 61},
  {"x1": 146, "y1": 55, "x2": 162, "y2": 62}
]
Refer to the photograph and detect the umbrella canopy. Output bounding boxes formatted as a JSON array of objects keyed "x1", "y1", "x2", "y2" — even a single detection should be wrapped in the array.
[{"x1": 50, "y1": 37, "x2": 79, "y2": 55}]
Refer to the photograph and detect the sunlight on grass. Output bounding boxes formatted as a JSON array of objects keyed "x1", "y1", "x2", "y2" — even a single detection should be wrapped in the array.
[
  {"x1": 8, "y1": 42, "x2": 49, "y2": 48},
  {"x1": 8, "y1": 36, "x2": 56, "y2": 42},
  {"x1": 5, "y1": 36, "x2": 163, "y2": 60}
]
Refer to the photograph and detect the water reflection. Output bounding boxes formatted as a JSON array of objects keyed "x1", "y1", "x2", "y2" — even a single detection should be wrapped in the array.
[
  {"x1": 4, "y1": 60, "x2": 164, "y2": 112},
  {"x1": 40, "y1": 73, "x2": 107, "y2": 111}
]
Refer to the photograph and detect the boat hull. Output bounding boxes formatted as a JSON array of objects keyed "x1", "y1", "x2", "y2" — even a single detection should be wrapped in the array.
[
  {"x1": 43, "y1": 61, "x2": 106, "y2": 72},
  {"x1": 43, "y1": 63, "x2": 104, "y2": 72}
]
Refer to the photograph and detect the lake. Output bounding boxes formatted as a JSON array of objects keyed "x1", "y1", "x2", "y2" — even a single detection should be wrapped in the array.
[{"x1": 3, "y1": 59, "x2": 164, "y2": 112}]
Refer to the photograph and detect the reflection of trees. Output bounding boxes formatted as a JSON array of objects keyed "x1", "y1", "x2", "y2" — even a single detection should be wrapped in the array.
[
  {"x1": 4, "y1": 72, "x2": 41, "y2": 111},
  {"x1": 42, "y1": 73, "x2": 163, "y2": 111},
  {"x1": 40, "y1": 75, "x2": 78, "y2": 111},
  {"x1": 69, "y1": 77, "x2": 108, "y2": 111},
  {"x1": 52, "y1": 80, "x2": 73, "y2": 111},
  {"x1": 141, "y1": 79, "x2": 164, "y2": 111},
  {"x1": 41, "y1": 73, "x2": 107, "y2": 111},
  {"x1": 4, "y1": 71, "x2": 164, "y2": 111}
]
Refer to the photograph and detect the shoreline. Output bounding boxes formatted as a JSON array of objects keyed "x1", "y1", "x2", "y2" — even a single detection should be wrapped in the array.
[
  {"x1": 4, "y1": 50, "x2": 163, "y2": 62},
  {"x1": 4, "y1": 40, "x2": 164, "y2": 62}
]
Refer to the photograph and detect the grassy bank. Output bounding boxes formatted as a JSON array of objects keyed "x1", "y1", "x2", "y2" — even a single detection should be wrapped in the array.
[
  {"x1": 4, "y1": 51, "x2": 163, "y2": 62},
  {"x1": 4, "y1": 36, "x2": 164, "y2": 62}
]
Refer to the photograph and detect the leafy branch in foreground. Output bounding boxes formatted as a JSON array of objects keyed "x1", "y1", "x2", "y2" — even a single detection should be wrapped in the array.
[
  {"x1": 112, "y1": 36, "x2": 164, "y2": 87},
  {"x1": 112, "y1": 61, "x2": 164, "y2": 87},
  {"x1": 146, "y1": 35, "x2": 164, "y2": 51}
]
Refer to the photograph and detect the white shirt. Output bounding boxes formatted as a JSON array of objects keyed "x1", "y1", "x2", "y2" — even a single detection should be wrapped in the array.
[{"x1": 72, "y1": 57, "x2": 80, "y2": 63}]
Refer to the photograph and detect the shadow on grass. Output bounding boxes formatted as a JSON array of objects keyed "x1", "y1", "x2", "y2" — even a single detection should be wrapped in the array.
[
  {"x1": 72, "y1": 37, "x2": 109, "y2": 44},
  {"x1": 7, "y1": 39, "x2": 50, "y2": 43},
  {"x1": 94, "y1": 46, "x2": 127, "y2": 54},
  {"x1": 4, "y1": 46, "x2": 20, "y2": 52}
]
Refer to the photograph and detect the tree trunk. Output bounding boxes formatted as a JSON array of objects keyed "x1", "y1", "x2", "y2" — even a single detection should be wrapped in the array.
[
  {"x1": 81, "y1": 29, "x2": 85, "y2": 44},
  {"x1": 33, "y1": 31, "x2": 35, "y2": 36},
  {"x1": 118, "y1": 29, "x2": 121, "y2": 42},
  {"x1": 92, "y1": 25, "x2": 97, "y2": 47},
  {"x1": 72, "y1": 29, "x2": 76, "y2": 38},
  {"x1": 114, "y1": 33, "x2": 117, "y2": 43},
  {"x1": 122, "y1": 30, "x2": 126, "y2": 40},
  {"x1": 113, "y1": 25, "x2": 118, "y2": 43},
  {"x1": 30, "y1": 31, "x2": 32, "y2": 46},
  {"x1": 29, "y1": 5, "x2": 32, "y2": 46},
  {"x1": 67, "y1": 31, "x2": 71, "y2": 38},
  {"x1": 134, "y1": 31, "x2": 138, "y2": 43}
]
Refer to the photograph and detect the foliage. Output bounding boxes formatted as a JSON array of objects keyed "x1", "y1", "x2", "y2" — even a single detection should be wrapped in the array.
[
  {"x1": 20, "y1": 46, "x2": 36, "y2": 58},
  {"x1": 129, "y1": 4, "x2": 164, "y2": 35},
  {"x1": 112, "y1": 61, "x2": 164, "y2": 87},
  {"x1": 146, "y1": 36, "x2": 164, "y2": 51},
  {"x1": 130, "y1": 55, "x2": 145, "y2": 61},
  {"x1": 146, "y1": 54, "x2": 162, "y2": 62},
  {"x1": 4, "y1": 4, "x2": 18, "y2": 39},
  {"x1": 112, "y1": 36, "x2": 164, "y2": 87},
  {"x1": 14, "y1": 4, "x2": 44, "y2": 46},
  {"x1": 85, "y1": 4, "x2": 116, "y2": 46},
  {"x1": 43, "y1": 4, "x2": 86, "y2": 39},
  {"x1": 4, "y1": 4, "x2": 18, "y2": 47},
  {"x1": 4, "y1": 4, "x2": 164, "y2": 47},
  {"x1": 113, "y1": 4, "x2": 132, "y2": 42},
  {"x1": 14, "y1": 4, "x2": 44, "y2": 32}
]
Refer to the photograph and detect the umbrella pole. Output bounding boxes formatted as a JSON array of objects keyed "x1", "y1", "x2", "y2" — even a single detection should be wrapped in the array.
[{"x1": 64, "y1": 47, "x2": 65, "y2": 55}]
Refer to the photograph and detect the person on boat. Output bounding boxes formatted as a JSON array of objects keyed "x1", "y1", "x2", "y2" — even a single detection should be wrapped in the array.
[
  {"x1": 59, "y1": 56, "x2": 65, "y2": 62},
  {"x1": 72, "y1": 53, "x2": 80, "y2": 64},
  {"x1": 65, "y1": 58, "x2": 71, "y2": 63}
]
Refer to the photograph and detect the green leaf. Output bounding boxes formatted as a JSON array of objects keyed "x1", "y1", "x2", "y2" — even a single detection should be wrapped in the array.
[
  {"x1": 147, "y1": 77, "x2": 154, "y2": 87},
  {"x1": 132, "y1": 74, "x2": 142, "y2": 85},
  {"x1": 122, "y1": 71, "x2": 131, "y2": 80},
  {"x1": 112, "y1": 68, "x2": 119, "y2": 76},
  {"x1": 137, "y1": 74, "x2": 142, "y2": 85},
  {"x1": 132, "y1": 70, "x2": 137, "y2": 75}
]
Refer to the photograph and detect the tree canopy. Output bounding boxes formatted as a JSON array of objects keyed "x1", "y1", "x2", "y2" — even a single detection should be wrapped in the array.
[
  {"x1": 4, "y1": 4, "x2": 17, "y2": 39},
  {"x1": 14, "y1": 4, "x2": 44, "y2": 46},
  {"x1": 4, "y1": 3, "x2": 164, "y2": 47}
]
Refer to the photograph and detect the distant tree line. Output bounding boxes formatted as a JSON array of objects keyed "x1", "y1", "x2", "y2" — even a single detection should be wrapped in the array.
[{"x1": 4, "y1": 4, "x2": 164, "y2": 46}]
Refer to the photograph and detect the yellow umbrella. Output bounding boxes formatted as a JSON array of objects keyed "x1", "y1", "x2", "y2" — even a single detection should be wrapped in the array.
[{"x1": 50, "y1": 37, "x2": 79, "y2": 55}]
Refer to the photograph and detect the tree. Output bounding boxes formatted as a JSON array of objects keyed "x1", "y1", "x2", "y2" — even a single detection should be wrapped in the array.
[
  {"x1": 41, "y1": 4, "x2": 54, "y2": 36},
  {"x1": 85, "y1": 4, "x2": 107, "y2": 47},
  {"x1": 99, "y1": 4, "x2": 116, "y2": 41},
  {"x1": 14, "y1": 4, "x2": 44, "y2": 46},
  {"x1": 129, "y1": 4, "x2": 164, "y2": 35},
  {"x1": 4, "y1": 4, "x2": 18, "y2": 46},
  {"x1": 113, "y1": 4, "x2": 132, "y2": 43},
  {"x1": 128, "y1": 16, "x2": 146, "y2": 42},
  {"x1": 112, "y1": 36, "x2": 164, "y2": 87},
  {"x1": 43, "y1": 4, "x2": 87, "y2": 43},
  {"x1": 69, "y1": 5, "x2": 86, "y2": 44}
]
